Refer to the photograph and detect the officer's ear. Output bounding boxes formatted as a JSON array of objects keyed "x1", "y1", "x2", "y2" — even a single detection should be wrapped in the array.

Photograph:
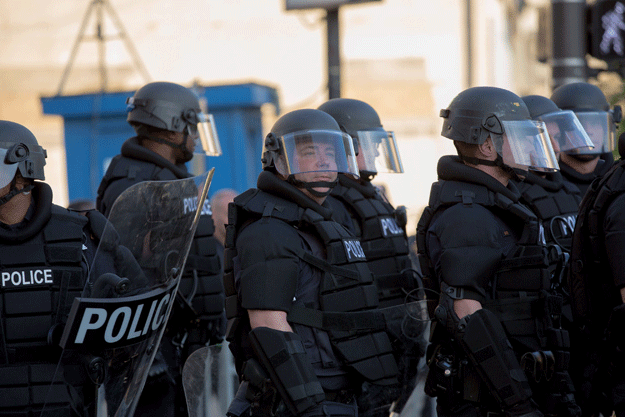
[{"x1": 477, "y1": 137, "x2": 497, "y2": 160}]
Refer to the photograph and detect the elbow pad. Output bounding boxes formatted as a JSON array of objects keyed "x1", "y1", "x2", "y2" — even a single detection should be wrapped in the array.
[
  {"x1": 249, "y1": 327, "x2": 326, "y2": 415},
  {"x1": 459, "y1": 308, "x2": 535, "y2": 411}
]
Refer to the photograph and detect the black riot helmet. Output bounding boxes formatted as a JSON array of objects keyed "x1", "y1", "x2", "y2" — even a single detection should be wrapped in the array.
[
  {"x1": 126, "y1": 81, "x2": 222, "y2": 157},
  {"x1": 522, "y1": 95, "x2": 594, "y2": 155},
  {"x1": 0, "y1": 121, "x2": 47, "y2": 206},
  {"x1": 317, "y1": 98, "x2": 403, "y2": 180},
  {"x1": 550, "y1": 82, "x2": 621, "y2": 155},
  {"x1": 441, "y1": 86, "x2": 559, "y2": 175},
  {"x1": 262, "y1": 109, "x2": 358, "y2": 197},
  {"x1": 0, "y1": 121, "x2": 46, "y2": 188}
]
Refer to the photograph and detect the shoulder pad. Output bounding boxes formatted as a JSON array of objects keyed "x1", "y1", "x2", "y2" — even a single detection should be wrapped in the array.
[
  {"x1": 234, "y1": 189, "x2": 302, "y2": 225},
  {"x1": 50, "y1": 205, "x2": 88, "y2": 227},
  {"x1": 45, "y1": 205, "x2": 88, "y2": 241},
  {"x1": 430, "y1": 180, "x2": 495, "y2": 208},
  {"x1": 106, "y1": 156, "x2": 159, "y2": 183}
]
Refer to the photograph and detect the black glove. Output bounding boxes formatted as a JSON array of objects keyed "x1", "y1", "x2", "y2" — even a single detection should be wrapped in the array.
[
  {"x1": 300, "y1": 401, "x2": 357, "y2": 417},
  {"x1": 505, "y1": 400, "x2": 544, "y2": 417}
]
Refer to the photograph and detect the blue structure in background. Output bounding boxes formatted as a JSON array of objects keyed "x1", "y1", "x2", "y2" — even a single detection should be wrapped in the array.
[{"x1": 41, "y1": 82, "x2": 280, "y2": 204}]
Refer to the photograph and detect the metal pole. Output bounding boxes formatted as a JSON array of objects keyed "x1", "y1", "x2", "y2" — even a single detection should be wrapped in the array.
[
  {"x1": 96, "y1": 1, "x2": 107, "y2": 93},
  {"x1": 551, "y1": 0, "x2": 587, "y2": 89},
  {"x1": 103, "y1": 0, "x2": 151, "y2": 83},
  {"x1": 327, "y1": 7, "x2": 341, "y2": 99},
  {"x1": 466, "y1": 0, "x2": 473, "y2": 89},
  {"x1": 56, "y1": 0, "x2": 97, "y2": 96}
]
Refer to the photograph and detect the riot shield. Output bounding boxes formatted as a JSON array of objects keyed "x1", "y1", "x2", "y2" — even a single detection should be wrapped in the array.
[
  {"x1": 392, "y1": 290, "x2": 435, "y2": 417},
  {"x1": 182, "y1": 344, "x2": 237, "y2": 417},
  {"x1": 41, "y1": 169, "x2": 214, "y2": 417},
  {"x1": 356, "y1": 298, "x2": 430, "y2": 417}
]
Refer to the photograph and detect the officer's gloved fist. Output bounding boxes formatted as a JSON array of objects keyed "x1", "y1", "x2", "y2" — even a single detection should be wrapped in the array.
[
  {"x1": 505, "y1": 400, "x2": 544, "y2": 417},
  {"x1": 299, "y1": 401, "x2": 357, "y2": 417}
]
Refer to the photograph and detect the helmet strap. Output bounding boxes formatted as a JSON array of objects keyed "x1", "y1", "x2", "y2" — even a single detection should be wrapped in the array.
[
  {"x1": 359, "y1": 170, "x2": 377, "y2": 181},
  {"x1": 0, "y1": 177, "x2": 33, "y2": 207},
  {"x1": 287, "y1": 176, "x2": 338, "y2": 198},
  {"x1": 137, "y1": 125, "x2": 193, "y2": 162},
  {"x1": 459, "y1": 153, "x2": 525, "y2": 181}
]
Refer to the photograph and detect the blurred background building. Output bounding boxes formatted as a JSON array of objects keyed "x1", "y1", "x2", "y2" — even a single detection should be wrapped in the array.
[{"x1": 0, "y1": 0, "x2": 623, "y2": 233}]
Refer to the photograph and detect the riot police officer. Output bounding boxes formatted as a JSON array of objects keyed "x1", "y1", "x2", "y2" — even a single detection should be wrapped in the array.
[
  {"x1": 550, "y1": 82, "x2": 622, "y2": 196},
  {"x1": 417, "y1": 86, "x2": 579, "y2": 417},
  {"x1": 0, "y1": 121, "x2": 102, "y2": 416},
  {"x1": 317, "y1": 98, "x2": 426, "y2": 416},
  {"x1": 224, "y1": 109, "x2": 399, "y2": 417},
  {"x1": 518, "y1": 95, "x2": 594, "y2": 251},
  {"x1": 567, "y1": 136, "x2": 625, "y2": 417},
  {"x1": 96, "y1": 81, "x2": 225, "y2": 417}
]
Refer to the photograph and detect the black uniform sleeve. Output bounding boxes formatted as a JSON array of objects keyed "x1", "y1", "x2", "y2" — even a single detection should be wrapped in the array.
[
  {"x1": 237, "y1": 218, "x2": 302, "y2": 312},
  {"x1": 604, "y1": 193, "x2": 625, "y2": 289},
  {"x1": 427, "y1": 203, "x2": 507, "y2": 302}
]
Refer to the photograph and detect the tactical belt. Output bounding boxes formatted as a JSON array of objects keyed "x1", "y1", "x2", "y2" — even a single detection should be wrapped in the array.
[{"x1": 287, "y1": 306, "x2": 386, "y2": 332}]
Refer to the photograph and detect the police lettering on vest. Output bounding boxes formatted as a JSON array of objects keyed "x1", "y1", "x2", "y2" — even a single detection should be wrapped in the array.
[
  {"x1": 343, "y1": 238, "x2": 366, "y2": 261},
  {"x1": 379, "y1": 217, "x2": 403, "y2": 237},
  {"x1": 1, "y1": 268, "x2": 53, "y2": 287},
  {"x1": 183, "y1": 196, "x2": 212, "y2": 216},
  {"x1": 61, "y1": 284, "x2": 177, "y2": 349},
  {"x1": 538, "y1": 214, "x2": 577, "y2": 245}
]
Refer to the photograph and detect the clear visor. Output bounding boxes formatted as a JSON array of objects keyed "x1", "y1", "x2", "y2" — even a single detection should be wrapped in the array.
[
  {"x1": 567, "y1": 111, "x2": 616, "y2": 155},
  {"x1": 274, "y1": 129, "x2": 359, "y2": 177},
  {"x1": 192, "y1": 113, "x2": 222, "y2": 156},
  {"x1": 0, "y1": 148, "x2": 18, "y2": 189},
  {"x1": 355, "y1": 130, "x2": 404, "y2": 174},
  {"x1": 538, "y1": 110, "x2": 594, "y2": 154},
  {"x1": 498, "y1": 120, "x2": 559, "y2": 173}
]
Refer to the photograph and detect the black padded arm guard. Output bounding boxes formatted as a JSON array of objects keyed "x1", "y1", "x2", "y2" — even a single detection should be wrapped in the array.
[
  {"x1": 249, "y1": 327, "x2": 326, "y2": 416},
  {"x1": 459, "y1": 308, "x2": 538, "y2": 415}
]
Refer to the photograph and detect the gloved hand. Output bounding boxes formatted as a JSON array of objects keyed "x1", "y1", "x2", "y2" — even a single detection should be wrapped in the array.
[
  {"x1": 300, "y1": 401, "x2": 358, "y2": 417},
  {"x1": 505, "y1": 400, "x2": 544, "y2": 417}
]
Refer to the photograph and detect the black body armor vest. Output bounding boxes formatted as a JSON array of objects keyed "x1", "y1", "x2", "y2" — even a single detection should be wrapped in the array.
[
  {"x1": 569, "y1": 160, "x2": 625, "y2": 333},
  {"x1": 330, "y1": 175, "x2": 415, "y2": 307},
  {"x1": 516, "y1": 172, "x2": 582, "y2": 251},
  {"x1": 0, "y1": 183, "x2": 94, "y2": 415},
  {"x1": 418, "y1": 178, "x2": 562, "y2": 352},
  {"x1": 224, "y1": 176, "x2": 398, "y2": 387}
]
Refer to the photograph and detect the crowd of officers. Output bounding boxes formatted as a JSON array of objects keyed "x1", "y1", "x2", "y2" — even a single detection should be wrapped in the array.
[{"x1": 0, "y1": 78, "x2": 624, "y2": 417}]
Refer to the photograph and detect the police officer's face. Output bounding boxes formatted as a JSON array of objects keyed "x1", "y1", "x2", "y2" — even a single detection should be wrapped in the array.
[
  {"x1": 545, "y1": 121, "x2": 562, "y2": 156},
  {"x1": 293, "y1": 141, "x2": 338, "y2": 195},
  {"x1": 581, "y1": 120, "x2": 606, "y2": 150},
  {"x1": 356, "y1": 141, "x2": 380, "y2": 172}
]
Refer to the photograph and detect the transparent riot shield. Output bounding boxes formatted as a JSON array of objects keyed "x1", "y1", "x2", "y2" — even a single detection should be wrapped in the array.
[
  {"x1": 396, "y1": 290, "x2": 437, "y2": 417},
  {"x1": 182, "y1": 344, "x2": 237, "y2": 417},
  {"x1": 41, "y1": 169, "x2": 214, "y2": 417},
  {"x1": 180, "y1": 297, "x2": 431, "y2": 417},
  {"x1": 358, "y1": 298, "x2": 431, "y2": 417}
]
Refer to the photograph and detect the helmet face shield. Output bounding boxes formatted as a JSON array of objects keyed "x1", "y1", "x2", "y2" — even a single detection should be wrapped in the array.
[
  {"x1": 274, "y1": 130, "x2": 359, "y2": 178},
  {"x1": 355, "y1": 130, "x2": 404, "y2": 174},
  {"x1": 568, "y1": 111, "x2": 616, "y2": 155},
  {"x1": 497, "y1": 120, "x2": 559, "y2": 173},
  {"x1": 538, "y1": 110, "x2": 594, "y2": 154},
  {"x1": 194, "y1": 113, "x2": 222, "y2": 156},
  {"x1": 0, "y1": 148, "x2": 19, "y2": 189}
]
